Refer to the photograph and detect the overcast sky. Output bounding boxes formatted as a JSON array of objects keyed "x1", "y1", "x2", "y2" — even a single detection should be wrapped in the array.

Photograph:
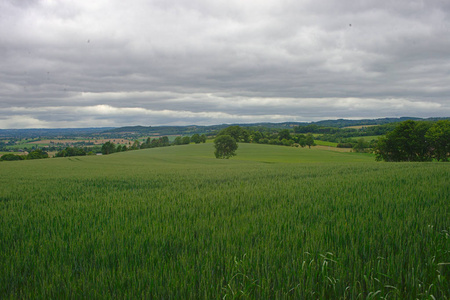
[{"x1": 1, "y1": 0, "x2": 449, "y2": 128}]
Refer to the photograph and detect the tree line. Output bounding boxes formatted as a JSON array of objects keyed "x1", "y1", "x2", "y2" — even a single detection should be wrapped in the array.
[
  {"x1": 216, "y1": 126, "x2": 315, "y2": 148},
  {"x1": 0, "y1": 149, "x2": 49, "y2": 161},
  {"x1": 101, "y1": 134, "x2": 207, "y2": 155}
]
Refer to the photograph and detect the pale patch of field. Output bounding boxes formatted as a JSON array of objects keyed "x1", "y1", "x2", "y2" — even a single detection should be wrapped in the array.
[
  {"x1": 28, "y1": 139, "x2": 80, "y2": 144},
  {"x1": 28, "y1": 139, "x2": 132, "y2": 145},
  {"x1": 93, "y1": 139, "x2": 132, "y2": 145},
  {"x1": 0, "y1": 151, "x2": 27, "y2": 156},
  {"x1": 313, "y1": 145, "x2": 352, "y2": 152}
]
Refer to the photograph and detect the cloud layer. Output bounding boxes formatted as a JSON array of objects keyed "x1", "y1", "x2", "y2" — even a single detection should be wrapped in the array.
[{"x1": 1, "y1": 0, "x2": 449, "y2": 128}]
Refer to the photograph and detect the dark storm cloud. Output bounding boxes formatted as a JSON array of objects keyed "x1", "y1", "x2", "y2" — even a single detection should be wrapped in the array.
[{"x1": 0, "y1": 0, "x2": 449, "y2": 128}]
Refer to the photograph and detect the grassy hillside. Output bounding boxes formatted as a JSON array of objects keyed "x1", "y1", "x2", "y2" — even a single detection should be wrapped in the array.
[{"x1": 0, "y1": 144, "x2": 448, "y2": 299}]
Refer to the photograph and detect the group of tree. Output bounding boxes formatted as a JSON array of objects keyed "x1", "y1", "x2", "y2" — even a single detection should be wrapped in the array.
[
  {"x1": 101, "y1": 134, "x2": 207, "y2": 155},
  {"x1": 374, "y1": 120, "x2": 450, "y2": 162},
  {"x1": 217, "y1": 126, "x2": 315, "y2": 148},
  {"x1": 173, "y1": 134, "x2": 207, "y2": 145},
  {"x1": 302, "y1": 123, "x2": 398, "y2": 143},
  {"x1": 335, "y1": 138, "x2": 377, "y2": 152},
  {"x1": 212, "y1": 126, "x2": 317, "y2": 159},
  {"x1": 0, "y1": 149, "x2": 49, "y2": 161},
  {"x1": 190, "y1": 134, "x2": 207, "y2": 144},
  {"x1": 140, "y1": 136, "x2": 170, "y2": 149},
  {"x1": 55, "y1": 147, "x2": 88, "y2": 157}
]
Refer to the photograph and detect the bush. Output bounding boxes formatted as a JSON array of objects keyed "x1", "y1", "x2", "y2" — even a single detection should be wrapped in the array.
[{"x1": 0, "y1": 154, "x2": 24, "y2": 161}]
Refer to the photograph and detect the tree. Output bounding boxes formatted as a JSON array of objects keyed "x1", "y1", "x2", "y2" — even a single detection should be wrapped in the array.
[
  {"x1": 191, "y1": 134, "x2": 201, "y2": 144},
  {"x1": 374, "y1": 120, "x2": 432, "y2": 162},
  {"x1": 173, "y1": 136, "x2": 182, "y2": 145},
  {"x1": 214, "y1": 135, "x2": 238, "y2": 159},
  {"x1": 141, "y1": 137, "x2": 151, "y2": 149},
  {"x1": 353, "y1": 138, "x2": 367, "y2": 153},
  {"x1": 55, "y1": 147, "x2": 86, "y2": 157},
  {"x1": 305, "y1": 133, "x2": 315, "y2": 148},
  {"x1": 200, "y1": 134, "x2": 207, "y2": 143},
  {"x1": 27, "y1": 149, "x2": 49, "y2": 160},
  {"x1": 150, "y1": 138, "x2": 160, "y2": 148},
  {"x1": 160, "y1": 136, "x2": 170, "y2": 146},
  {"x1": 0, "y1": 153, "x2": 24, "y2": 161},
  {"x1": 101, "y1": 142, "x2": 116, "y2": 155},
  {"x1": 182, "y1": 136, "x2": 191, "y2": 144},
  {"x1": 278, "y1": 129, "x2": 291, "y2": 141},
  {"x1": 251, "y1": 131, "x2": 263, "y2": 143},
  {"x1": 131, "y1": 140, "x2": 140, "y2": 150},
  {"x1": 219, "y1": 126, "x2": 241, "y2": 141},
  {"x1": 425, "y1": 120, "x2": 450, "y2": 162}
]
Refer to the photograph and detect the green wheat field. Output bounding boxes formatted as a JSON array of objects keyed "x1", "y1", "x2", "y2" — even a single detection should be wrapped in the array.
[{"x1": 0, "y1": 143, "x2": 449, "y2": 299}]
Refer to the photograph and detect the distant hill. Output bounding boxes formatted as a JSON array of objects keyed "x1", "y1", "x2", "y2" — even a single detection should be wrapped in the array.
[
  {"x1": 1, "y1": 117, "x2": 448, "y2": 138},
  {"x1": 0, "y1": 128, "x2": 113, "y2": 139},
  {"x1": 309, "y1": 117, "x2": 448, "y2": 128},
  {"x1": 102, "y1": 117, "x2": 449, "y2": 136}
]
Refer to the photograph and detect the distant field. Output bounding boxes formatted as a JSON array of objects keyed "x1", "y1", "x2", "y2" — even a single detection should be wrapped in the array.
[
  {"x1": 314, "y1": 140, "x2": 339, "y2": 147},
  {"x1": 0, "y1": 151, "x2": 25, "y2": 156},
  {"x1": 0, "y1": 143, "x2": 448, "y2": 298},
  {"x1": 314, "y1": 145, "x2": 352, "y2": 152}
]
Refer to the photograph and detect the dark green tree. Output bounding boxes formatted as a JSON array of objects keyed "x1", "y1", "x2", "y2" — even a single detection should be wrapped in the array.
[
  {"x1": 27, "y1": 149, "x2": 49, "y2": 160},
  {"x1": 305, "y1": 133, "x2": 315, "y2": 148},
  {"x1": 278, "y1": 129, "x2": 291, "y2": 141},
  {"x1": 200, "y1": 134, "x2": 207, "y2": 143},
  {"x1": 191, "y1": 134, "x2": 201, "y2": 144},
  {"x1": 375, "y1": 120, "x2": 432, "y2": 162},
  {"x1": 131, "y1": 140, "x2": 140, "y2": 150},
  {"x1": 214, "y1": 135, "x2": 238, "y2": 159},
  {"x1": 150, "y1": 138, "x2": 160, "y2": 148},
  {"x1": 160, "y1": 136, "x2": 170, "y2": 146},
  {"x1": 101, "y1": 142, "x2": 116, "y2": 155},
  {"x1": 0, "y1": 153, "x2": 24, "y2": 161},
  {"x1": 173, "y1": 136, "x2": 182, "y2": 145},
  {"x1": 425, "y1": 120, "x2": 450, "y2": 162},
  {"x1": 219, "y1": 126, "x2": 243, "y2": 141},
  {"x1": 182, "y1": 136, "x2": 191, "y2": 145},
  {"x1": 55, "y1": 147, "x2": 86, "y2": 157},
  {"x1": 353, "y1": 138, "x2": 368, "y2": 153},
  {"x1": 251, "y1": 131, "x2": 263, "y2": 143},
  {"x1": 140, "y1": 137, "x2": 151, "y2": 149}
]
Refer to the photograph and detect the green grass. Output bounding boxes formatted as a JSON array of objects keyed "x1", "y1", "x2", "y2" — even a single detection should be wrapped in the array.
[
  {"x1": 314, "y1": 140, "x2": 339, "y2": 147},
  {"x1": 0, "y1": 151, "x2": 24, "y2": 156},
  {"x1": 6, "y1": 143, "x2": 49, "y2": 150},
  {"x1": 0, "y1": 143, "x2": 448, "y2": 299}
]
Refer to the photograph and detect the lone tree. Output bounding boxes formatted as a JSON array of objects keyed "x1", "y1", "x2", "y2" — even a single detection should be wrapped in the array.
[{"x1": 214, "y1": 135, "x2": 238, "y2": 159}]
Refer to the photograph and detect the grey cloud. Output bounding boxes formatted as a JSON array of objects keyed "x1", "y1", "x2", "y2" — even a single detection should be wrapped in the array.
[{"x1": 0, "y1": 0, "x2": 449, "y2": 128}]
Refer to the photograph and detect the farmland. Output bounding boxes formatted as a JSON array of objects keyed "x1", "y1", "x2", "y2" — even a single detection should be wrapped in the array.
[{"x1": 0, "y1": 143, "x2": 449, "y2": 298}]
